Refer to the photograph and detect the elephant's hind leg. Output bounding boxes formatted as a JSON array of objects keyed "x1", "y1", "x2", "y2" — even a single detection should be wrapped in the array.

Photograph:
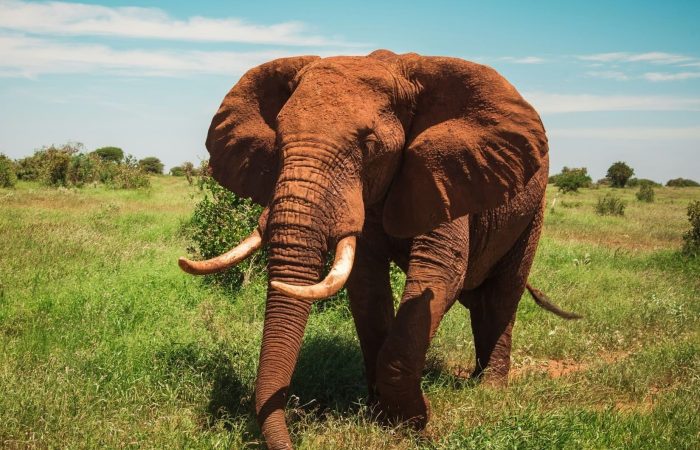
[
  {"x1": 375, "y1": 216, "x2": 469, "y2": 429},
  {"x1": 459, "y1": 205, "x2": 545, "y2": 384},
  {"x1": 346, "y1": 213, "x2": 396, "y2": 404}
]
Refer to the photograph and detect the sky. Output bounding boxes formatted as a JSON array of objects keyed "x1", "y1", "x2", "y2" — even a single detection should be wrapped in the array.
[{"x1": 0, "y1": 0, "x2": 699, "y2": 182}]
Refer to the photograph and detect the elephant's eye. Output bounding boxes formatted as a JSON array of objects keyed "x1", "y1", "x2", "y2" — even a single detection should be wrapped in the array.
[{"x1": 361, "y1": 131, "x2": 379, "y2": 157}]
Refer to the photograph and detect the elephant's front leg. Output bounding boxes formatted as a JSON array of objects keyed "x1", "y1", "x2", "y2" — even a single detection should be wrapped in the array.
[
  {"x1": 346, "y1": 215, "x2": 395, "y2": 404},
  {"x1": 375, "y1": 217, "x2": 469, "y2": 429}
]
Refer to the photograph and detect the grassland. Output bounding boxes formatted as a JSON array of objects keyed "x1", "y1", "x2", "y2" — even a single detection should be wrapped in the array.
[{"x1": 1, "y1": 178, "x2": 699, "y2": 449}]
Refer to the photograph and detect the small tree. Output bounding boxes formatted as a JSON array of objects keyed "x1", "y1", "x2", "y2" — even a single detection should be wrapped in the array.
[
  {"x1": 636, "y1": 184, "x2": 655, "y2": 202},
  {"x1": 552, "y1": 166, "x2": 592, "y2": 193},
  {"x1": 0, "y1": 153, "x2": 17, "y2": 188},
  {"x1": 93, "y1": 146, "x2": 124, "y2": 163},
  {"x1": 682, "y1": 201, "x2": 700, "y2": 257},
  {"x1": 169, "y1": 166, "x2": 185, "y2": 176},
  {"x1": 138, "y1": 157, "x2": 164, "y2": 174},
  {"x1": 606, "y1": 161, "x2": 634, "y2": 188}
]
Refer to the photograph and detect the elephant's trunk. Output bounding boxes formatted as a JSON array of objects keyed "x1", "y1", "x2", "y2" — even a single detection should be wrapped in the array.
[{"x1": 255, "y1": 145, "x2": 361, "y2": 449}]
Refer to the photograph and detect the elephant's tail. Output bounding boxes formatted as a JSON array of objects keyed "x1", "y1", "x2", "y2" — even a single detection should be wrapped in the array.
[{"x1": 525, "y1": 283, "x2": 582, "y2": 320}]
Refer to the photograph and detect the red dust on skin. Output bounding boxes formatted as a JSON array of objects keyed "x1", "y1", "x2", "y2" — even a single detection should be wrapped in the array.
[{"x1": 180, "y1": 49, "x2": 580, "y2": 449}]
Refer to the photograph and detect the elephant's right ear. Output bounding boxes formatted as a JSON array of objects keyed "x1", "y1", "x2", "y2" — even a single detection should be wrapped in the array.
[{"x1": 206, "y1": 56, "x2": 320, "y2": 205}]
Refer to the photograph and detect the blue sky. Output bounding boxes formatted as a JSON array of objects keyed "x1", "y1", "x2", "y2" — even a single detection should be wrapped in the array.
[{"x1": 1, "y1": 0, "x2": 699, "y2": 182}]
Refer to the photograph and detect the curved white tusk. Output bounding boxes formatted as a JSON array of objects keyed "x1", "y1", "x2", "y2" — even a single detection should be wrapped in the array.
[
  {"x1": 270, "y1": 236, "x2": 356, "y2": 302},
  {"x1": 178, "y1": 229, "x2": 262, "y2": 275}
]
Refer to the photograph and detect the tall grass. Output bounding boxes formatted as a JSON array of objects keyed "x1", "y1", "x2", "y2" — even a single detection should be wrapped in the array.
[{"x1": 1, "y1": 180, "x2": 698, "y2": 449}]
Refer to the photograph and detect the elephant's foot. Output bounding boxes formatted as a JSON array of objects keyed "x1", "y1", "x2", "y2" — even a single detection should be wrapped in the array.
[
  {"x1": 470, "y1": 354, "x2": 511, "y2": 386},
  {"x1": 375, "y1": 381, "x2": 431, "y2": 430}
]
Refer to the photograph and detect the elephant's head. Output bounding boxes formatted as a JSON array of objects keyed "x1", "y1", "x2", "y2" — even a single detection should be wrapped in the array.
[{"x1": 179, "y1": 50, "x2": 547, "y2": 449}]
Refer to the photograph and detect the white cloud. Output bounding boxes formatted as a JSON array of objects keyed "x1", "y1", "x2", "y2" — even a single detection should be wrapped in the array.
[
  {"x1": 549, "y1": 126, "x2": 700, "y2": 140},
  {"x1": 0, "y1": 34, "x2": 352, "y2": 77},
  {"x1": 524, "y1": 92, "x2": 700, "y2": 114},
  {"x1": 578, "y1": 52, "x2": 693, "y2": 65},
  {"x1": 643, "y1": 71, "x2": 700, "y2": 81},
  {"x1": 499, "y1": 56, "x2": 546, "y2": 64},
  {"x1": 0, "y1": 0, "x2": 359, "y2": 46},
  {"x1": 586, "y1": 70, "x2": 630, "y2": 81}
]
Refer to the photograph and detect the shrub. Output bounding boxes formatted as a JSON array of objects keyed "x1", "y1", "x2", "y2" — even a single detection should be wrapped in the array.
[
  {"x1": 15, "y1": 154, "x2": 42, "y2": 181},
  {"x1": 138, "y1": 157, "x2": 164, "y2": 175},
  {"x1": 39, "y1": 144, "x2": 81, "y2": 186},
  {"x1": 683, "y1": 200, "x2": 700, "y2": 257},
  {"x1": 682, "y1": 201, "x2": 700, "y2": 257},
  {"x1": 92, "y1": 146, "x2": 124, "y2": 163},
  {"x1": 551, "y1": 167, "x2": 592, "y2": 193},
  {"x1": 627, "y1": 178, "x2": 661, "y2": 188},
  {"x1": 636, "y1": 184, "x2": 655, "y2": 202},
  {"x1": 110, "y1": 155, "x2": 150, "y2": 189},
  {"x1": 169, "y1": 166, "x2": 186, "y2": 176},
  {"x1": 66, "y1": 153, "x2": 101, "y2": 187},
  {"x1": 185, "y1": 164, "x2": 265, "y2": 292},
  {"x1": 596, "y1": 194, "x2": 626, "y2": 216},
  {"x1": 596, "y1": 177, "x2": 612, "y2": 187},
  {"x1": 606, "y1": 161, "x2": 634, "y2": 188},
  {"x1": 0, "y1": 153, "x2": 17, "y2": 188},
  {"x1": 667, "y1": 178, "x2": 700, "y2": 187}
]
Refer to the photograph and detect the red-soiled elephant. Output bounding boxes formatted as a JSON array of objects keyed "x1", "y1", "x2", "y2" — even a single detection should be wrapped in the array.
[{"x1": 179, "y1": 50, "x2": 579, "y2": 449}]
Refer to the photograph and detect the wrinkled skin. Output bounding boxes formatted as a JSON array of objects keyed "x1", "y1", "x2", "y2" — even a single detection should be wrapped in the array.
[{"x1": 201, "y1": 50, "x2": 549, "y2": 449}]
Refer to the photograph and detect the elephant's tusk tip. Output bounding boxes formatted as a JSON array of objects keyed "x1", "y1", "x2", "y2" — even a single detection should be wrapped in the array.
[
  {"x1": 178, "y1": 257, "x2": 199, "y2": 275},
  {"x1": 270, "y1": 280, "x2": 298, "y2": 297}
]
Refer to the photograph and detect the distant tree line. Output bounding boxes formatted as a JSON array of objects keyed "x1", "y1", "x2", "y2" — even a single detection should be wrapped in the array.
[
  {"x1": 548, "y1": 160, "x2": 697, "y2": 192},
  {"x1": 0, "y1": 143, "x2": 172, "y2": 189}
]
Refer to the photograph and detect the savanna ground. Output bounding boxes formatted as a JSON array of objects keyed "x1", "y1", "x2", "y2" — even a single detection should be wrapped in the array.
[{"x1": 1, "y1": 178, "x2": 699, "y2": 449}]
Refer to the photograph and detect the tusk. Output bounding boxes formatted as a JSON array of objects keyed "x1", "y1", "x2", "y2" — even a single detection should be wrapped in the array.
[
  {"x1": 178, "y1": 229, "x2": 262, "y2": 275},
  {"x1": 271, "y1": 236, "x2": 356, "y2": 302}
]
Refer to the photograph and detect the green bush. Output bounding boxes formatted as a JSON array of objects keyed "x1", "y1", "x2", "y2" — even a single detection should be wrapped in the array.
[
  {"x1": 169, "y1": 166, "x2": 186, "y2": 176},
  {"x1": 92, "y1": 146, "x2": 124, "y2": 163},
  {"x1": 109, "y1": 155, "x2": 150, "y2": 189},
  {"x1": 667, "y1": 178, "x2": 700, "y2": 187},
  {"x1": 682, "y1": 201, "x2": 700, "y2": 257},
  {"x1": 636, "y1": 184, "x2": 655, "y2": 203},
  {"x1": 138, "y1": 157, "x2": 164, "y2": 175},
  {"x1": 627, "y1": 178, "x2": 661, "y2": 188},
  {"x1": 184, "y1": 164, "x2": 265, "y2": 292},
  {"x1": 551, "y1": 167, "x2": 592, "y2": 193},
  {"x1": 596, "y1": 194, "x2": 626, "y2": 216},
  {"x1": 606, "y1": 161, "x2": 635, "y2": 188},
  {"x1": 66, "y1": 153, "x2": 102, "y2": 187},
  {"x1": 39, "y1": 145, "x2": 79, "y2": 187},
  {"x1": 0, "y1": 153, "x2": 17, "y2": 188},
  {"x1": 15, "y1": 154, "x2": 42, "y2": 181}
]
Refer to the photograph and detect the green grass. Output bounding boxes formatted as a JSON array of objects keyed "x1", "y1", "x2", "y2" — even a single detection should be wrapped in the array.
[{"x1": 1, "y1": 180, "x2": 699, "y2": 449}]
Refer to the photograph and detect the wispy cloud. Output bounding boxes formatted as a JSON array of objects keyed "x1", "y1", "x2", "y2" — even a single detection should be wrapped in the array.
[
  {"x1": 524, "y1": 92, "x2": 700, "y2": 114},
  {"x1": 586, "y1": 70, "x2": 630, "y2": 81},
  {"x1": 643, "y1": 71, "x2": 700, "y2": 82},
  {"x1": 549, "y1": 126, "x2": 700, "y2": 140},
  {"x1": 578, "y1": 52, "x2": 693, "y2": 65},
  {"x1": 498, "y1": 56, "x2": 546, "y2": 64},
  {"x1": 0, "y1": 0, "x2": 360, "y2": 46},
  {"x1": 0, "y1": 34, "x2": 351, "y2": 77}
]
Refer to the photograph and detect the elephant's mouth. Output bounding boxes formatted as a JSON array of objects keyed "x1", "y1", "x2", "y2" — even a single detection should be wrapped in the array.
[{"x1": 177, "y1": 212, "x2": 357, "y2": 302}]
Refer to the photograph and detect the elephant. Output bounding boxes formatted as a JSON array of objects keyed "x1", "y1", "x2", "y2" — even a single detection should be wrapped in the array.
[{"x1": 178, "y1": 49, "x2": 580, "y2": 449}]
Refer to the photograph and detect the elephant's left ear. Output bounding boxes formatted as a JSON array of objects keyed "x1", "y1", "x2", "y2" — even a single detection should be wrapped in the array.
[{"x1": 382, "y1": 55, "x2": 549, "y2": 238}]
